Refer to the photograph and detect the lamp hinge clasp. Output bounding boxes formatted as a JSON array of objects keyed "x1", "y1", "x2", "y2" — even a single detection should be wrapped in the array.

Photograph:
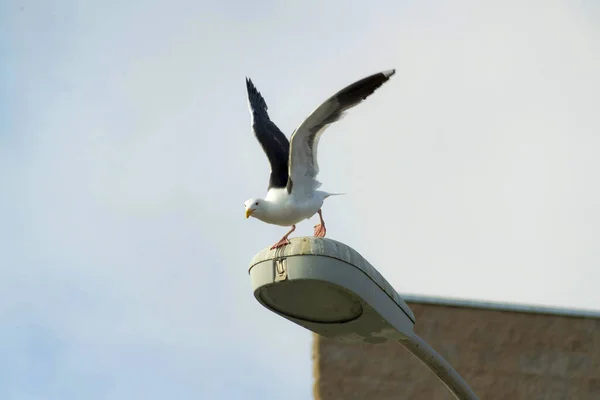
[{"x1": 274, "y1": 257, "x2": 288, "y2": 282}]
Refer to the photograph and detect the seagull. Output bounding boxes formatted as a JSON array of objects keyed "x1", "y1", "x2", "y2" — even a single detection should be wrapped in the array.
[{"x1": 244, "y1": 69, "x2": 396, "y2": 250}]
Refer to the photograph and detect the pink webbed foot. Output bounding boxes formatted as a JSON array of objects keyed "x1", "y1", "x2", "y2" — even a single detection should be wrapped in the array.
[
  {"x1": 313, "y1": 209, "x2": 327, "y2": 238},
  {"x1": 269, "y1": 225, "x2": 296, "y2": 250},
  {"x1": 270, "y1": 237, "x2": 291, "y2": 250},
  {"x1": 313, "y1": 223, "x2": 326, "y2": 238}
]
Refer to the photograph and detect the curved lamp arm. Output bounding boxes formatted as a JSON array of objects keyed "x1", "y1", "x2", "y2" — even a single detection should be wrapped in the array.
[{"x1": 397, "y1": 334, "x2": 479, "y2": 400}]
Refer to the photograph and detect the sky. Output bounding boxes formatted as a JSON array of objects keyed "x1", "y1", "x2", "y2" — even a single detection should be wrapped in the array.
[{"x1": 1, "y1": 0, "x2": 599, "y2": 399}]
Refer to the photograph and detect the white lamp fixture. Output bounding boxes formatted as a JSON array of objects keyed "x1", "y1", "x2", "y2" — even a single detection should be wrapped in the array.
[{"x1": 249, "y1": 237, "x2": 479, "y2": 400}]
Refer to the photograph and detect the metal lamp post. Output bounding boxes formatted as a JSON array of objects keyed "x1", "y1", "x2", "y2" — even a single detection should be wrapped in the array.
[{"x1": 248, "y1": 237, "x2": 479, "y2": 400}]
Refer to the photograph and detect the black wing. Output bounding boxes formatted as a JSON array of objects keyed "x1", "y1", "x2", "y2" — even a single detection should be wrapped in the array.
[{"x1": 246, "y1": 77, "x2": 290, "y2": 190}]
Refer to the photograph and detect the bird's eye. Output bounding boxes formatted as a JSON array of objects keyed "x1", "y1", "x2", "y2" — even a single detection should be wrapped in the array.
[{"x1": 255, "y1": 202, "x2": 259, "y2": 206}]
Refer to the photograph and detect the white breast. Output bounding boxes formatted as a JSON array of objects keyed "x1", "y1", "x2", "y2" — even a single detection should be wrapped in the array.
[{"x1": 259, "y1": 188, "x2": 324, "y2": 226}]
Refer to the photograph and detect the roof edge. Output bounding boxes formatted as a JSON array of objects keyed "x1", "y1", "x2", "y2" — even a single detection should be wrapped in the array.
[{"x1": 400, "y1": 293, "x2": 600, "y2": 319}]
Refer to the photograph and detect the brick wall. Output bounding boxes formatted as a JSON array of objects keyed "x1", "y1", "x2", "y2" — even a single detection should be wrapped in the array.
[{"x1": 313, "y1": 301, "x2": 600, "y2": 400}]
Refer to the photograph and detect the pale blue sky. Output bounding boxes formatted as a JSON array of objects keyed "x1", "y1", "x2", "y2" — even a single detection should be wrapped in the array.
[{"x1": 2, "y1": 0, "x2": 600, "y2": 399}]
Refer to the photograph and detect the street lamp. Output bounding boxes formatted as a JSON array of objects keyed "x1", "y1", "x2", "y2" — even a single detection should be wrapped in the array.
[{"x1": 248, "y1": 237, "x2": 479, "y2": 400}]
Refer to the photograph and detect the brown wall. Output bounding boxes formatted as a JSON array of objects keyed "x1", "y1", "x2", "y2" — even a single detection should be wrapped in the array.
[{"x1": 313, "y1": 301, "x2": 600, "y2": 400}]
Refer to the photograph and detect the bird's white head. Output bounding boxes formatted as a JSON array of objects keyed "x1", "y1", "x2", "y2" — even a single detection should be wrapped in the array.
[{"x1": 244, "y1": 198, "x2": 264, "y2": 219}]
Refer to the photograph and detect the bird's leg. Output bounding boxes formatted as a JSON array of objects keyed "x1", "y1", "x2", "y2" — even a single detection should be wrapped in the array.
[
  {"x1": 270, "y1": 225, "x2": 296, "y2": 250},
  {"x1": 313, "y1": 209, "x2": 327, "y2": 238}
]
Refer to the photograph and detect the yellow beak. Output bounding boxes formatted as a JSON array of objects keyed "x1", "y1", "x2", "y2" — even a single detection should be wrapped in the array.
[{"x1": 245, "y1": 208, "x2": 254, "y2": 219}]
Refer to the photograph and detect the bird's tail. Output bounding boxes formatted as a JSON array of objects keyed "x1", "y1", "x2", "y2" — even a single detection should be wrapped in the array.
[{"x1": 323, "y1": 192, "x2": 347, "y2": 199}]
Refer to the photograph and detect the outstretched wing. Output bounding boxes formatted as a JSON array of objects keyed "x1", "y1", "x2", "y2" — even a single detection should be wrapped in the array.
[
  {"x1": 287, "y1": 69, "x2": 396, "y2": 198},
  {"x1": 246, "y1": 77, "x2": 290, "y2": 190}
]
